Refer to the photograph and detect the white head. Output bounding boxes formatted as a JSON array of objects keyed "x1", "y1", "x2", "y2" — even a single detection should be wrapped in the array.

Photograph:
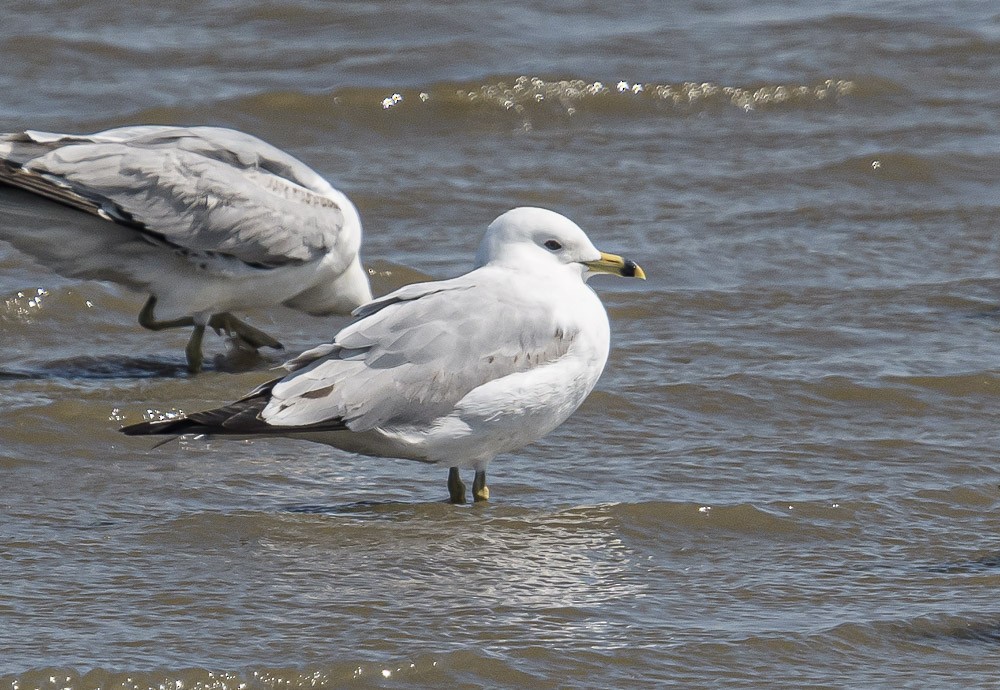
[{"x1": 475, "y1": 207, "x2": 645, "y2": 282}]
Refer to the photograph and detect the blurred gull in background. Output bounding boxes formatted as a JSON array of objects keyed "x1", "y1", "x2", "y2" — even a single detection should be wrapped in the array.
[{"x1": 0, "y1": 125, "x2": 372, "y2": 372}]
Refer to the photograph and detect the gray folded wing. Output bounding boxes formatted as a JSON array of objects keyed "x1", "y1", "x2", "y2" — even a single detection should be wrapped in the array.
[
  {"x1": 263, "y1": 273, "x2": 577, "y2": 431},
  {"x1": 0, "y1": 126, "x2": 354, "y2": 267}
]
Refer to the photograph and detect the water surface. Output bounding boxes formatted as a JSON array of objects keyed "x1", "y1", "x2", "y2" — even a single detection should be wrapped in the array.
[{"x1": 2, "y1": 0, "x2": 1000, "y2": 687}]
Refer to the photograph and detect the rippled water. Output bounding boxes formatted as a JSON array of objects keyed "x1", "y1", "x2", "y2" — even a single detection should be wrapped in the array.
[{"x1": 3, "y1": 0, "x2": 1000, "y2": 687}]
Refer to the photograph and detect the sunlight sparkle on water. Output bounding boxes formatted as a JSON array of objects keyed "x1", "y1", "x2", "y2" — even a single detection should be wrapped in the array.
[{"x1": 381, "y1": 93, "x2": 403, "y2": 109}]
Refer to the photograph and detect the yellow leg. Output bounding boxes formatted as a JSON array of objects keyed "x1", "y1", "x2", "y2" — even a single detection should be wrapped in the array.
[
  {"x1": 447, "y1": 467, "x2": 467, "y2": 504},
  {"x1": 472, "y1": 470, "x2": 489, "y2": 502}
]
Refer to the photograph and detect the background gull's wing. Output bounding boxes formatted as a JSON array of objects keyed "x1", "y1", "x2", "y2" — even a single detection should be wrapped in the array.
[{"x1": 0, "y1": 126, "x2": 358, "y2": 268}]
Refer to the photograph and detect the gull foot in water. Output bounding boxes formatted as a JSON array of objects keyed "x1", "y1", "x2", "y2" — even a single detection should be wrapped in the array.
[{"x1": 138, "y1": 296, "x2": 283, "y2": 373}]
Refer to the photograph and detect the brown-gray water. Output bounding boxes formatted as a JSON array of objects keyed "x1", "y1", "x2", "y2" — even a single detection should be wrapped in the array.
[{"x1": 3, "y1": 1, "x2": 1000, "y2": 687}]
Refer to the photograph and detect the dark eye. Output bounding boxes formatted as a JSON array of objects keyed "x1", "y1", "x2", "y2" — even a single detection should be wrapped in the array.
[{"x1": 544, "y1": 240, "x2": 562, "y2": 251}]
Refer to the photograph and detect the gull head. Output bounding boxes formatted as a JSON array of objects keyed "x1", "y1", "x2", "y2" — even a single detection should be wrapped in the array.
[{"x1": 475, "y1": 207, "x2": 646, "y2": 282}]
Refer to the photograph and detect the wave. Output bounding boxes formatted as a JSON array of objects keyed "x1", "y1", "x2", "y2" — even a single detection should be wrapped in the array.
[
  {"x1": 114, "y1": 75, "x2": 861, "y2": 133},
  {"x1": 409, "y1": 75, "x2": 858, "y2": 115}
]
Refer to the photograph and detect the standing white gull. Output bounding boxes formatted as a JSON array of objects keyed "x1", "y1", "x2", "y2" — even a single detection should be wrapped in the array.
[
  {"x1": 122, "y1": 207, "x2": 645, "y2": 503},
  {"x1": 0, "y1": 125, "x2": 372, "y2": 372}
]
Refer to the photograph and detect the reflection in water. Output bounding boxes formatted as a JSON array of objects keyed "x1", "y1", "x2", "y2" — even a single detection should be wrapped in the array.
[
  {"x1": 0, "y1": 356, "x2": 191, "y2": 380},
  {"x1": 0, "y1": 353, "x2": 276, "y2": 379},
  {"x1": 263, "y1": 503, "x2": 646, "y2": 613}
]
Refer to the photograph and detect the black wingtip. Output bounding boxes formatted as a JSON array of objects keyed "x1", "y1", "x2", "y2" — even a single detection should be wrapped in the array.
[
  {"x1": 120, "y1": 418, "x2": 190, "y2": 436},
  {"x1": 120, "y1": 421, "x2": 152, "y2": 436}
]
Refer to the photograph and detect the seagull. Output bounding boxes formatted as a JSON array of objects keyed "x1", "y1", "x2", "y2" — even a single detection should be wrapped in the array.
[
  {"x1": 121, "y1": 207, "x2": 645, "y2": 503},
  {"x1": 0, "y1": 125, "x2": 373, "y2": 372}
]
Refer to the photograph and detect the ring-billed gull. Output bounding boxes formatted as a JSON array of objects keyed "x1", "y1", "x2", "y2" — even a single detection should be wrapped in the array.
[
  {"x1": 122, "y1": 207, "x2": 645, "y2": 503},
  {"x1": 0, "y1": 126, "x2": 372, "y2": 372}
]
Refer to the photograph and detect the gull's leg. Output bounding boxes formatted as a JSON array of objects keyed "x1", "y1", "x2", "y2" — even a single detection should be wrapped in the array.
[
  {"x1": 208, "y1": 312, "x2": 284, "y2": 351},
  {"x1": 447, "y1": 467, "x2": 467, "y2": 504},
  {"x1": 184, "y1": 324, "x2": 207, "y2": 373},
  {"x1": 472, "y1": 470, "x2": 490, "y2": 502},
  {"x1": 137, "y1": 296, "x2": 194, "y2": 331},
  {"x1": 139, "y1": 296, "x2": 205, "y2": 373}
]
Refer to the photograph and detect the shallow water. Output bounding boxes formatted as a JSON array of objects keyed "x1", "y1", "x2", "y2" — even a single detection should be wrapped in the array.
[{"x1": 3, "y1": 0, "x2": 1000, "y2": 687}]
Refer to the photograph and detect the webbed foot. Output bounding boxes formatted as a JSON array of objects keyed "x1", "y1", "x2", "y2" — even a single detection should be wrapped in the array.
[{"x1": 208, "y1": 312, "x2": 284, "y2": 351}]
